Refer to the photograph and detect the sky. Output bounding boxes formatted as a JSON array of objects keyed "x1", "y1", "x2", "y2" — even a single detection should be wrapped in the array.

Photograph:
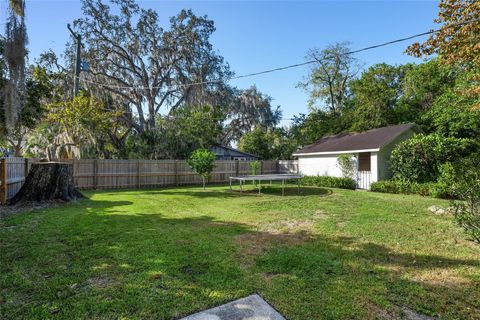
[{"x1": 2, "y1": 0, "x2": 439, "y2": 123}]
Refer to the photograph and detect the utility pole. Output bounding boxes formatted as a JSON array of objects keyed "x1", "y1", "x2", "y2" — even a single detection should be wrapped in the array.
[{"x1": 67, "y1": 24, "x2": 82, "y2": 97}]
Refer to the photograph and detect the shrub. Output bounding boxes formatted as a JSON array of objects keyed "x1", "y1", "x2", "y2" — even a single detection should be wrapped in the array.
[
  {"x1": 370, "y1": 179, "x2": 416, "y2": 194},
  {"x1": 370, "y1": 180, "x2": 454, "y2": 199},
  {"x1": 441, "y1": 157, "x2": 480, "y2": 244},
  {"x1": 370, "y1": 180, "x2": 398, "y2": 194},
  {"x1": 187, "y1": 149, "x2": 216, "y2": 190},
  {"x1": 390, "y1": 134, "x2": 476, "y2": 183},
  {"x1": 429, "y1": 182, "x2": 453, "y2": 199},
  {"x1": 337, "y1": 154, "x2": 356, "y2": 179},
  {"x1": 302, "y1": 176, "x2": 356, "y2": 190},
  {"x1": 250, "y1": 161, "x2": 260, "y2": 175}
]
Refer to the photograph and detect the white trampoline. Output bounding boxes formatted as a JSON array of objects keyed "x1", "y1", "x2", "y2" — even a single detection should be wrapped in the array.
[{"x1": 229, "y1": 174, "x2": 303, "y2": 195}]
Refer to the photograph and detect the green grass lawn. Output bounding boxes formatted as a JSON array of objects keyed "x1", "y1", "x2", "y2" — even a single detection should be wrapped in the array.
[{"x1": 1, "y1": 184, "x2": 479, "y2": 319}]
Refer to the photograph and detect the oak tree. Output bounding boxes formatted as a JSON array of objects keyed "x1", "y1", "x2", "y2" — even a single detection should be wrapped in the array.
[{"x1": 75, "y1": 0, "x2": 231, "y2": 135}]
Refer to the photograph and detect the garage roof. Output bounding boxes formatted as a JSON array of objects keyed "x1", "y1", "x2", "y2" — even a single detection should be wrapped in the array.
[{"x1": 293, "y1": 123, "x2": 420, "y2": 155}]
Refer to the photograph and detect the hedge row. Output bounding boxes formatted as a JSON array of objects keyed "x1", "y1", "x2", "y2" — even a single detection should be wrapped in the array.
[
  {"x1": 370, "y1": 180, "x2": 453, "y2": 199},
  {"x1": 390, "y1": 134, "x2": 477, "y2": 183},
  {"x1": 301, "y1": 176, "x2": 356, "y2": 190}
]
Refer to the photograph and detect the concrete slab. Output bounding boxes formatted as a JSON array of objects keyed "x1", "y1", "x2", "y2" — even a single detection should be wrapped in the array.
[{"x1": 180, "y1": 294, "x2": 286, "y2": 320}]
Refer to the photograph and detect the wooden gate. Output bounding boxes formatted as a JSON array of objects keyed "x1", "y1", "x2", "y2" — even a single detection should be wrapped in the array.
[{"x1": 357, "y1": 170, "x2": 372, "y2": 190}]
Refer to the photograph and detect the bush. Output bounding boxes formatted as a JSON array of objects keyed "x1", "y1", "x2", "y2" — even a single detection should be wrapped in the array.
[
  {"x1": 370, "y1": 180, "x2": 399, "y2": 194},
  {"x1": 428, "y1": 182, "x2": 453, "y2": 199},
  {"x1": 250, "y1": 161, "x2": 260, "y2": 175},
  {"x1": 370, "y1": 179, "x2": 454, "y2": 199},
  {"x1": 441, "y1": 157, "x2": 480, "y2": 244},
  {"x1": 187, "y1": 149, "x2": 216, "y2": 190},
  {"x1": 390, "y1": 134, "x2": 476, "y2": 183},
  {"x1": 337, "y1": 154, "x2": 356, "y2": 179},
  {"x1": 302, "y1": 176, "x2": 356, "y2": 190},
  {"x1": 371, "y1": 179, "x2": 414, "y2": 195}
]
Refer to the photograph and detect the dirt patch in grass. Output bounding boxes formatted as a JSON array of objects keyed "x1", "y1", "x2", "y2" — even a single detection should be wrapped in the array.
[
  {"x1": 260, "y1": 271, "x2": 293, "y2": 283},
  {"x1": 260, "y1": 271, "x2": 278, "y2": 282},
  {"x1": 235, "y1": 232, "x2": 309, "y2": 268},
  {"x1": 256, "y1": 210, "x2": 330, "y2": 235},
  {"x1": 85, "y1": 276, "x2": 117, "y2": 289},
  {"x1": 336, "y1": 219, "x2": 348, "y2": 229},
  {"x1": 409, "y1": 269, "x2": 472, "y2": 288},
  {"x1": 401, "y1": 307, "x2": 437, "y2": 320},
  {"x1": 237, "y1": 211, "x2": 330, "y2": 267},
  {"x1": 258, "y1": 219, "x2": 315, "y2": 234},
  {"x1": 0, "y1": 201, "x2": 57, "y2": 218},
  {"x1": 313, "y1": 210, "x2": 329, "y2": 220},
  {"x1": 363, "y1": 300, "x2": 436, "y2": 320},
  {"x1": 363, "y1": 301, "x2": 398, "y2": 320}
]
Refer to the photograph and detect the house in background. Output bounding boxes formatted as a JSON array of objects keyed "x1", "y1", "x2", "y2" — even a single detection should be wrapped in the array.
[
  {"x1": 210, "y1": 145, "x2": 260, "y2": 161},
  {"x1": 293, "y1": 123, "x2": 422, "y2": 189}
]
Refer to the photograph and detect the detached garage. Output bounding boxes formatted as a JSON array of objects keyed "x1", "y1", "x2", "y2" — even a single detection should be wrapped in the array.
[{"x1": 293, "y1": 123, "x2": 421, "y2": 189}]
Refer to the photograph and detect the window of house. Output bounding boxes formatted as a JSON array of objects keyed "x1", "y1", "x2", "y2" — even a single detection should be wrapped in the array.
[
  {"x1": 358, "y1": 152, "x2": 371, "y2": 171},
  {"x1": 233, "y1": 157, "x2": 246, "y2": 161}
]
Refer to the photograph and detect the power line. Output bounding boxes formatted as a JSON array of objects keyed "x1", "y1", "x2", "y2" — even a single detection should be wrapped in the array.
[
  {"x1": 232, "y1": 17, "x2": 480, "y2": 78},
  {"x1": 77, "y1": 17, "x2": 480, "y2": 91},
  {"x1": 104, "y1": 107, "x2": 295, "y2": 121}
]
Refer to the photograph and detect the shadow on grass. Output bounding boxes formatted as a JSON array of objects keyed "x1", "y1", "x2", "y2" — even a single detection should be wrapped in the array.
[
  {"x1": 75, "y1": 199, "x2": 135, "y2": 216},
  {"x1": 2, "y1": 196, "x2": 479, "y2": 319},
  {"x1": 139, "y1": 185, "x2": 331, "y2": 198},
  {"x1": 234, "y1": 186, "x2": 332, "y2": 197}
]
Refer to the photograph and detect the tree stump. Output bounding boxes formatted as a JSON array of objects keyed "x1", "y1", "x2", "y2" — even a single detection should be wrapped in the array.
[{"x1": 10, "y1": 162, "x2": 84, "y2": 204}]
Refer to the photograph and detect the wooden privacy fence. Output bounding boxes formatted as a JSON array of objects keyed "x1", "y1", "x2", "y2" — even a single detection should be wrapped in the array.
[
  {"x1": 0, "y1": 157, "x2": 38, "y2": 204},
  {"x1": 0, "y1": 158, "x2": 298, "y2": 203},
  {"x1": 0, "y1": 158, "x2": 20, "y2": 204}
]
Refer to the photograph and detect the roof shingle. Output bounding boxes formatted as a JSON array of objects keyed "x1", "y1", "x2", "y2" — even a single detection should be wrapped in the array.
[{"x1": 294, "y1": 123, "x2": 419, "y2": 155}]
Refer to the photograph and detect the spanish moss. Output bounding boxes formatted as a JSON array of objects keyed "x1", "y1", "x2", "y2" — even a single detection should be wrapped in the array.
[{"x1": 3, "y1": 0, "x2": 27, "y2": 132}]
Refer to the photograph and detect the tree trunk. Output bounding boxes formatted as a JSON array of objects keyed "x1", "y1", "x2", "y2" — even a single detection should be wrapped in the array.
[
  {"x1": 13, "y1": 145, "x2": 22, "y2": 157},
  {"x1": 10, "y1": 162, "x2": 84, "y2": 204}
]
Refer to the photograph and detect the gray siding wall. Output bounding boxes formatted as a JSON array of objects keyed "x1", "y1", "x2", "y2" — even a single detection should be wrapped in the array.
[{"x1": 210, "y1": 146, "x2": 259, "y2": 160}]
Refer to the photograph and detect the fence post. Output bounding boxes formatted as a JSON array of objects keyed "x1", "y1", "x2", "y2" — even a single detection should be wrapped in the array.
[
  {"x1": 235, "y1": 160, "x2": 239, "y2": 176},
  {"x1": 276, "y1": 160, "x2": 280, "y2": 174},
  {"x1": 137, "y1": 160, "x2": 141, "y2": 189},
  {"x1": 24, "y1": 158, "x2": 29, "y2": 178},
  {"x1": 0, "y1": 159, "x2": 7, "y2": 205},
  {"x1": 72, "y1": 158, "x2": 75, "y2": 187},
  {"x1": 260, "y1": 161, "x2": 264, "y2": 174},
  {"x1": 93, "y1": 159, "x2": 98, "y2": 189},
  {"x1": 174, "y1": 160, "x2": 179, "y2": 186}
]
